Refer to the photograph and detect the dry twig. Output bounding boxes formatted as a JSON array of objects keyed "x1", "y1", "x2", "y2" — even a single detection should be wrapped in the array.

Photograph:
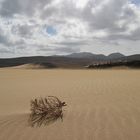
[{"x1": 28, "y1": 96, "x2": 66, "y2": 127}]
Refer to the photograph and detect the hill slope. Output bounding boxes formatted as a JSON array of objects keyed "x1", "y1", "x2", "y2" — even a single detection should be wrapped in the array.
[{"x1": 0, "y1": 52, "x2": 140, "y2": 68}]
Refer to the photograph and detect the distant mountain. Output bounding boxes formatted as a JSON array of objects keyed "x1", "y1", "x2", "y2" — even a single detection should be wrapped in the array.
[
  {"x1": 0, "y1": 52, "x2": 140, "y2": 68},
  {"x1": 66, "y1": 52, "x2": 107, "y2": 61},
  {"x1": 66, "y1": 52, "x2": 125, "y2": 60},
  {"x1": 0, "y1": 56, "x2": 93, "y2": 68},
  {"x1": 66, "y1": 52, "x2": 96, "y2": 58},
  {"x1": 127, "y1": 54, "x2": 140, "y2": 61},
  {"x1": 108, "y1": 53, "x2": 125, "y2": 59}
]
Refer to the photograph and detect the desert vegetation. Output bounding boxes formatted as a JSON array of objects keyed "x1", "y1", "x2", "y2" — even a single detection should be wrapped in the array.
[{"x1": 28, "y1": 96, "x2": 66, "y2": 127}]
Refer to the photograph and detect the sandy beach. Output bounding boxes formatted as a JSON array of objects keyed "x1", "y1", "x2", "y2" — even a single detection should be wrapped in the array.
[{"x1": 0, "y1": 68, "x2": 140, "y2": 140}]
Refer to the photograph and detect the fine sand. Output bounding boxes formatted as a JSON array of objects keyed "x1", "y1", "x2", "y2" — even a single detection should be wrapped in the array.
[{"x1": 0, "y1": 68, "x2": 140, "y2": 140}]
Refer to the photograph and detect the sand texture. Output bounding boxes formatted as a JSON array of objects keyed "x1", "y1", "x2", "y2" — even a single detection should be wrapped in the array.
[{"x1": 0, "y1": 69, "x2": 140, "y2": 140}]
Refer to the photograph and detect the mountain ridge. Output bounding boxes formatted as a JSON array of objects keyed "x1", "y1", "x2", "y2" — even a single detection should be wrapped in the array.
[{"x1": 0, "y1": 52, "x2": 139, "y2": 68}]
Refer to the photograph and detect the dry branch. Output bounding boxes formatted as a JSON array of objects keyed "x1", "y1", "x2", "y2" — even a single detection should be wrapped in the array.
[{"x1": 28, "y1": 96, "x2": 66, "y2": 127}]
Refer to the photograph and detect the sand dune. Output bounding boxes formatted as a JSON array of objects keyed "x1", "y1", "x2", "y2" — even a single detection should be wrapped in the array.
[
  {"x1": 12, "y1": 64, "x2": 45, "y2": 69},
  {"x1": 12, "y1": 63, "x2": 55, "y2": 69},
  {"x1": 0, "y1": 69, "x2": 140, "y2": 140}
]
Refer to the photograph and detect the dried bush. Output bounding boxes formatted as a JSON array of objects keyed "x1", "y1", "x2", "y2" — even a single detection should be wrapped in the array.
[{"x1": 28, "y1": 96, "x2": 66, "y2": 127}]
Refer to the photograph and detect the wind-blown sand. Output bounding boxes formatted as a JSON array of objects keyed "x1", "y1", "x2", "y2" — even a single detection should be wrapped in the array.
[{"x1": 0, "y1": 69, "x2": 140, "y2": 140}]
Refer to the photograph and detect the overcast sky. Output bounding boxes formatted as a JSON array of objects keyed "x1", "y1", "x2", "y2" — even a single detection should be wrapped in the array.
[{"x1": 0, "y1": 0, "x2": 140, "y2": 58}]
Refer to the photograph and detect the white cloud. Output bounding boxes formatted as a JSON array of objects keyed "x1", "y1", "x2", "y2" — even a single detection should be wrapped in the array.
[
  {"x1": 0, "y1": 0, "x2": 140, "y2": 57},
  {"x1": 74, "y1": 0, "x2": 89, "y2": 9}
]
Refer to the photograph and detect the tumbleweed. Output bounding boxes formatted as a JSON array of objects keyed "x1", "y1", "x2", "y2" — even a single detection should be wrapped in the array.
[{"x1": 28, "y1": 96, "x2": 66, "y2": 127}]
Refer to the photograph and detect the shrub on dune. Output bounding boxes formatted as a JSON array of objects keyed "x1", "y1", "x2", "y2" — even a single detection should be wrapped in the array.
[{"x1": 29, "y1": 96, "x2": 66, "y2": 127}]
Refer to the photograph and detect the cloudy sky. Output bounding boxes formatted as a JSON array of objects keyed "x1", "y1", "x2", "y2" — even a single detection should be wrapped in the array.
[{"x1": 0, "y1": 0, "x2": 140, "y2": 57}]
